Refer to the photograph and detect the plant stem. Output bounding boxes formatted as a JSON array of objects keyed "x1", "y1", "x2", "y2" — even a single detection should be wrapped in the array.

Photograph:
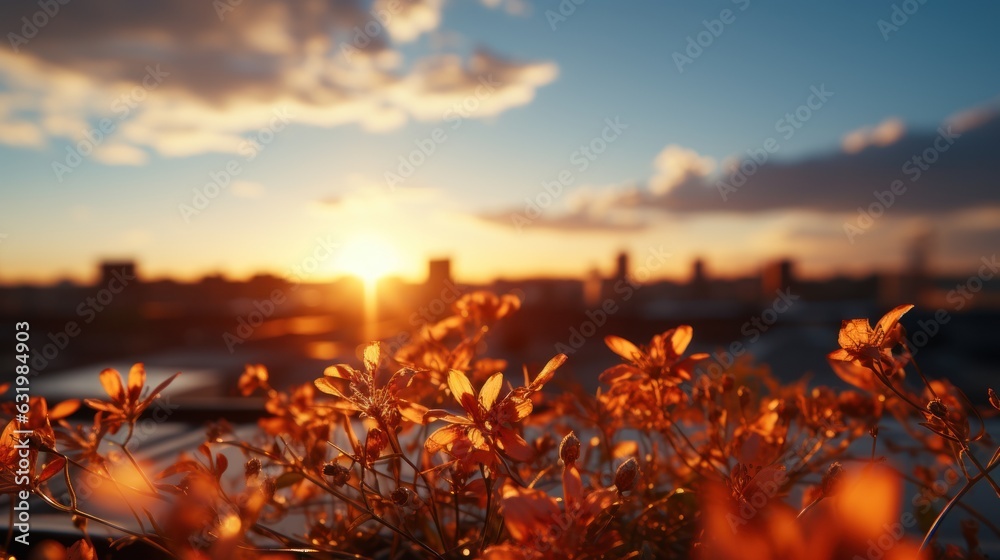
[{"x1": 919, "y1": 457, "x2": 1000, "y2": 553}]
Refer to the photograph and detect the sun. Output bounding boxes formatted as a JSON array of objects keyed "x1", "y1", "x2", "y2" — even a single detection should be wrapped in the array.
[{"x1": 334, "y1": 233, "x2": 402, "y2": 284}]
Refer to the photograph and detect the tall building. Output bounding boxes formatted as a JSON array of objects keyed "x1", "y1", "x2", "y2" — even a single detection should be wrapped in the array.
[
  {"x1": 427, "y1": 258, "x2": 452, "y2": 288},
  {"x1": 615, "y1": 251, "x2": 629, "y2": 283},
  {"x1": 691, "y1": 258, "x2": 709, "y2": 299},
  {"x1": 761, "y1": 259, "x2": 795, "y2": 297}
]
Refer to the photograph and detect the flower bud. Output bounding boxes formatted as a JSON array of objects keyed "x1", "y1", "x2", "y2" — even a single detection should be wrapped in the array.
[
  {"x1": 926, "y1": 398, "x2": 948, "y2": 419},
  {"x1": 245, "y1": 458, "x2": 262, "y2": 479},
  {"x1": 614, "y1": 457, "x2": 640, "y2": 493},
  {"x1": 323, "y1": 463, "x2": 350, "y2": 487},
  {"x1": 821, "y1": 462, "x2": 843, "y2": 497},
  {"x1": 559, "y1": 432, "x2": 581, "y2": 466}
]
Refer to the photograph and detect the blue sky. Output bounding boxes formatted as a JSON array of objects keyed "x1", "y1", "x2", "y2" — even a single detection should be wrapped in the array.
[{"x1": 1, "y1": 0, "x2": 999, "y2": 283}]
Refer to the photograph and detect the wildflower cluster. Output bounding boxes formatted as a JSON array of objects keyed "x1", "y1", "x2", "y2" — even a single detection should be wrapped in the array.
[{"x1": 1, "y1": 294, "x2": 998, "y2": 560}]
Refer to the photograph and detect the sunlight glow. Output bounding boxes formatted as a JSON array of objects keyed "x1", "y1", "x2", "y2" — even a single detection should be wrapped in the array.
[{"x1": 334, "y1": 234, "x2": 402, "y2": 283}]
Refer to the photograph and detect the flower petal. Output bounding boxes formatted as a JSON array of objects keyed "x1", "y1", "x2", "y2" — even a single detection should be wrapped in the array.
[
  {"x1": 426, "y1": 424, "x2": 466, "y2": 454},
  {"x1": 529, "y1": 353, "x2": 566, "y2": 391},
  {"x1": 479, "y1": 372, "x2": 504, "y2": 410},
  {"x1": 127, "y1": 363, "x2": 146, "y2": 403},
  {"x1": 98, "y1": 368, "x2": 125, "y2": 403},
  {"x1": 668, "y1": 325, "x2": 694, "y2": 356},
  {"x1": 838, "y1": 319, "x2": 873, "y2": 351},
  {"x1": 363, "y1": 342, "x2": 381, "y2": 372},
  {"x1": 448, "y1": 369, "x2": 475, "y2": 405},
  {"x1": 605, "y1": 336, "x2": 642, "y2": 362}
]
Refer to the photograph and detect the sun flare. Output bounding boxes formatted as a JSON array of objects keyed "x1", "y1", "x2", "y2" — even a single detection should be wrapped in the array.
[{"x1": 334, "y1": 234, "x2": 402, "y2": 284}]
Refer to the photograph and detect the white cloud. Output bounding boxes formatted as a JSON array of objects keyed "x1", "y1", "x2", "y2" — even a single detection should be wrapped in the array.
[
  {"x1": 0, "y1": 0, "x2": 557, "y2": 163},
  {"x1": 649, "y1": 145, "x2": 715, "y2": 194},
  {"x1": 841, "y1": 117, "x2": 906, "y2": 153}
]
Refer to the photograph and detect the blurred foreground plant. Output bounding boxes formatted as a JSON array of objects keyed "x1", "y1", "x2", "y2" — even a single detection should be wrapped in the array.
[{"x1": 2, "y1": 293, "x2": 998, "y2": 559}]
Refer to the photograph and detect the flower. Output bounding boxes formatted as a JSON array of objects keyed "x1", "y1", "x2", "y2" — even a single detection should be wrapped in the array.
[
  {"x1": 827, "y1": 304, "x2": 912, "y2": 391},
  {"x1": 84, "y1": 364, "x2": 180, "y2": 435},
  {"x1": 314, "y1": 342, "x2": 428, "y2": 431},
  {"x1": 238, "y1": 363, "x2": 269, "y2": 396},
  {"x1": 600, "y1": 326, "x2": 708, "y2": 386},
  {"x1": 425, "y1": 354, "x2": 566, "y2": 467}
]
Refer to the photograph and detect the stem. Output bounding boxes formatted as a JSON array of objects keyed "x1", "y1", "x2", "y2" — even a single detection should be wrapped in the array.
[{"x1": 919, "y1": 457, "x2": 1000, "y2": 553}]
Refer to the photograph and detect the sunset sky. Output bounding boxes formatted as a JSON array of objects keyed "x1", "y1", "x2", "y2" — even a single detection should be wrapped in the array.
[{"x1": 2, "y1": 0, "x2": 999, "y2": 284}]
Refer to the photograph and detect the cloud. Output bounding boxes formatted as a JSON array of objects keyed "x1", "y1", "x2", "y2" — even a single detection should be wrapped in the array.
[
  {"x1": 842, "y1": 117, "x2": 906, "y2": 153},
  {"x1": 649, "y1": 145, "x2": 715, "y2": 194},
  {"x1": 479, "y1": 0, "x2": 532, "y2": 17},
  {"x1": 476, "y1": 207, "x2": 648, "y2": 233},
  {"x1": 612, "y1": 108, "x2": 1000, "y2": 215},
  {"x1": 0, "y1": 0, "x2": 556, "y2": 160},
  {"x1": 231, "y1": 180, "x2": 266, "y2": 199},
  {"x1": 475, "y1": 183, "x2": 649, "y2": 233}
]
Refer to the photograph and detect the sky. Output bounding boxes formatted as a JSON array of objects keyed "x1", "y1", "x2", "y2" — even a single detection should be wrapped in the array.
[{"x1": 1, "y1": 0, "x2": 999, "y2": 284}]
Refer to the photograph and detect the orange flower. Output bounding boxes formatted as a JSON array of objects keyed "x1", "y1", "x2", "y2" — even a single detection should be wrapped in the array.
[
  {"x1": 0, "y1": 419, "x2": 64, "y2": 494},
  {"x1": 600, "y1": 326, "x2": 708, "y2": 386},
  {"x1": 482, "y1": 482, "x2": 618, "y2": 560},
  {"x1": 425, "y1": 354, "x2": 566, "y2": 467},
  {"x1": 827, "y1": 304, "x2": 912, "y2": 391},
  {"x1": 314, "y1": 342, "x2": 427, "y2": 431},
  {"x1": 238, "y1": 363, "x2": 269, "y2": 396},
  {"x1": 84, "y1": 363, "x2": 180, "y2": 435}
]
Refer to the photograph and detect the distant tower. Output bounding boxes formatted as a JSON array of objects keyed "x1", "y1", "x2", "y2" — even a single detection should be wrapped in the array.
[
  {"x1": 615, "y1": 251, "x2": 629, "y2": 283},
  {"x1": 97, "y1": 260, "x2": 140, "y2": 314},
  {"x1": 904, "y1": 231, "x2": 932, "y2": 304},
  {"x1": 762, "y1": 259, "x2": 794, "y2": 297},
  {"x1": 692, "y1": 258, "x2": 709, "y2": 299},
  {"x1": 585, "y1": 267, "x2": 603, "y2": 307},
  {"x1": 99, "y1": 260, "x2": 137, "y2": 286},
  {"x1": 427, "y1": 258, "x2": 452, "y2": 293}
]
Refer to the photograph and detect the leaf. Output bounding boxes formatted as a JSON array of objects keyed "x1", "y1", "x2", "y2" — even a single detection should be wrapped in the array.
[
  {"x1": 275, "y1": 471, "x2": 304, "y2": 489},
  {"x1": 48, "y1": 399, "x2": 81, "y2": 420},
  {"x1": 531, "y1": 353, "x2": 566, "y2": 390},
  {"x1": 323, "y1": 365, "x2": 355, "y2": 380},
  {"x1": 585, "y1": 502, "x2": 622, "y2": 543},
  {"x1": 314, "y1": 378, "x2": 348, "y2": 398},
  {"x1": 875, "y1": 304, "x2": 914, "y2": 342},
  {"x1": 157, "y1": 460, "x2": 202, "y2": 479},
  {"x1": 145, "y1": 372, "x2": 181, "y2": 405},
  {"x1": 38, "y1": 456, "x2": 66, "y2": 482},
  {"x1": 215, "y1": 453, "x2": 228, "y2": 479}
]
